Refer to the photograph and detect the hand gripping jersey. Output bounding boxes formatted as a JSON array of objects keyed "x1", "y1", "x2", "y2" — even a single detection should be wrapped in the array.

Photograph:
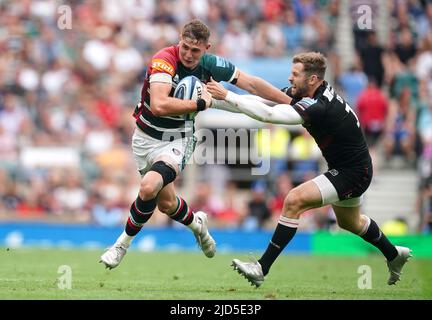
[
  {"x1": 290, "y1": 82, "x2": 371, "y2": 169},
  {"x1": 133, "y1": 45, "x2": 237, "y2": 140}
]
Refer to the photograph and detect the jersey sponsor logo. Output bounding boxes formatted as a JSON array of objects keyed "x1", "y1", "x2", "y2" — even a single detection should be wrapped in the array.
[
  {"x1": 329, "y1": 169, "x2": 339, "y2": 176},
  {"x1": 215, "y1": 56, "x2": 228, "y2": 67},
  {"x1": 151, "y1": 59, "x2": 175, "y2": 76}
]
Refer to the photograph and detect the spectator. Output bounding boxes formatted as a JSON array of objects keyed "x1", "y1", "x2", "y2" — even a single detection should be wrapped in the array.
[
  {"x1": 269, "y1": 173, "x2": 293, "y2": 220},
  {"x1": 219, "y1": 20, "x2": 253, "y2": 59},
  {"x1": 262, "y1": 0, "x2": 286, "y2": 21},
  {"x1": 52, "y1": 171, "x2": 89, "y2": 220},
  {"x1": 416, "y1": 33, "x2": 432, "y2": 95},
  {"x1": 252, "y1": 20, "x2": 286, "y2": 58},
  {"x1": 217, "y1": 193, "x2": 244, "y2": 228},
  {"x1": 419, "y1": 177, "x2": 432, "y2": 233},
  {"x1": 0, "y1": 93, "x2": 30, "y2": 136},
  {"x1": 389, "y1": 59, "x2": 419, "y2": 104},
  {"x1": 384, "y1": 87, "x2": 417, "y2": 165},
  {"x1": 0, "y1": 170, "x2": 21, "y2": 212},
  {"x1": 15, "y1": 192, "x2": 45, "y2": 218},
  {"x1": 189, "y1": 182, "x2": 223, "y2": 220},
  {"x1": 254, "y1": 124, "x2": 291, "y2": 182},
  {"x1": 358, "y1": 31, "x2": 385, "y2": 88},
  {"x1": 0, "y1": 125, "x2": 18, "y2": 171},
  {"x1": 337, "y1": 54, "x2": 368, "y2": 109},
  {"x1": 91, "y1": 194, "x2": 125, "y2": 227},
  {"x1": 356, "y1": 77, "x2": 388, "y2": 149},
  {"x1": 281, "y1": 7, "x2": 303, "y2": 53},
  {"x1": 394, "y1": 27, "x2": 417, "y2": 65},
  {"x1": 244, "y1": 181, "x2": 271, "y2": 229},
  {"x1": 416, "y1": 1, "x2": 432, "y2": 41},
  {"x1": 293, "y1": 0, "x2": 316, "y2": 23},
  {"x1": 289, "y1": 128, "x2": 321, "y2": 185},
  {"x1": 82, "y1": 26, "x2": 114, "y2": 72},
  {"x1": 112, "y1": 34, "x2": 144, "y2": 75}
]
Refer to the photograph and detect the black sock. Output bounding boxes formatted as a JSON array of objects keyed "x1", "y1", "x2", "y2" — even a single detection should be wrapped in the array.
[
  {"x1": 258, "y1": 217, "x2": 299, "y2": 276},
  {"x1": 125, "y1": 196, "x2": 157, "y2": 236},
  {"x1": 360, "y1": 217, "x2": 398, "y2": 261},
  {"x1": 168, "y1": 196, "x2": 194, "y2": 226}
]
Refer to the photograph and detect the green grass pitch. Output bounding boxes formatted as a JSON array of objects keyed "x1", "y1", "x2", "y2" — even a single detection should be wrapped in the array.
[{"x1": 1, "y1": 247, "x2": 431, "y2": 300}]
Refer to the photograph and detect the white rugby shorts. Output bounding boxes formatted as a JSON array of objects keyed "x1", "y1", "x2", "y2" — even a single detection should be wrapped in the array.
[{"x1": 132, "y1": 127, "x2": 196, "y2": 175}]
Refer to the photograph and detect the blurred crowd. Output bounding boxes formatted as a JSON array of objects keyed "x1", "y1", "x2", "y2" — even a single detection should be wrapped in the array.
[{"x1": 0, "y1": 0, "x2": 431, "y2": 233}]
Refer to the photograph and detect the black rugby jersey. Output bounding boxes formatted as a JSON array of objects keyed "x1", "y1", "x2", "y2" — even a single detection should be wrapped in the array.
[{"x1": 289, "y1": 81, "x2": 371, "y2": 168}]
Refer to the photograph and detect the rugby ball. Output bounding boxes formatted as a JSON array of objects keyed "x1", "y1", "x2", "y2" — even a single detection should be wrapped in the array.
[{"x1": 173, "y1": 75, "x2": 203, "y2": 101}]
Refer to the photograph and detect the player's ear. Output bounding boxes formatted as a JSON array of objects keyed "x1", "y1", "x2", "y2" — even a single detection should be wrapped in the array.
[{"x1": 309, "y1": 74, "x2": 318, "y2": 85}]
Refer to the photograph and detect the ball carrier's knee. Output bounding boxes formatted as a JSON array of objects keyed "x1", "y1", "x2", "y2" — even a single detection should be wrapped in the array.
[
  {"x1": 149, "y1": 161, "x2": 177, "y2": 186},
  {"x1": 139, "y1": 161, "x2": 177, "y2": 200}
]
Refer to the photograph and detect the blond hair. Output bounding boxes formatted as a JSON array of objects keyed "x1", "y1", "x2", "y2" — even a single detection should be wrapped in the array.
[
  {"x1": 181, "y1": 19, "x2": 211, "y2": 44},
  {"x1": 292, "y1": 52, "x2": 327, "y2": 80}
]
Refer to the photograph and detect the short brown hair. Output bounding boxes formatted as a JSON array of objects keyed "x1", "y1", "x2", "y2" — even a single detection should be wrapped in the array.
[
  {"x1": 181, "y1": 19, "x2": 211, "y2": 44},
  {"x1": 292, "y1": 52, "x2": 327, "y2": 80}
]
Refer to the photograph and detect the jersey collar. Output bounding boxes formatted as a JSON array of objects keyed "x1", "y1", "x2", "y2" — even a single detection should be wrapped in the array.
[{"x1": 313, "y1": 81, "x2": 327, "y2": 99}]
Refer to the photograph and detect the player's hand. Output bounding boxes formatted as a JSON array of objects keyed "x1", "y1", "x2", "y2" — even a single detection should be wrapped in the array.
[
  {"x1": 206, "y1": 77, "x2": 228, "y2": 100},
  {"x1": 201, "y1": 84, "x2": 212, "y2": 109}
]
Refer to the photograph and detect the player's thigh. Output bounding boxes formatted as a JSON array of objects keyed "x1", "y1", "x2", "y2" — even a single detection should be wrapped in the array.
[
  {"x1": 286, "y1": 180, "x2": 323, "y2": 213},
  {"x1": 151, "y1": 136, "x2": 196, "y2": 175},
  {"x1": 132, "y1": 128, "x2": 159, "y2": 174},
  {"x1": 132, "y1": 128, "x2": 190, "y2": 176}
]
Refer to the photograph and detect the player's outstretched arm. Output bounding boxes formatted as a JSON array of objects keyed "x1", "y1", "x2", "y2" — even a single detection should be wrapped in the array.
[
  {"x1": 225, "y1": 91, "x2": 303, "y2": 125},
  {"x1": 234, "y1": 70, "x2": 292, "y2": 105},
  {"x1": 207, "y1": 79, "x2": 303, "y2": 125},
  {"x1": 211, "y1": 94, "x2": 278, "y2": 113},
  {"x1": 211, "y1": 98, "x2": 241, "y2": 113}
]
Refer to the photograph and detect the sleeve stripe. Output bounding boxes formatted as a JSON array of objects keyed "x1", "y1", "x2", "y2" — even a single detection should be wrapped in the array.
[
  {"x1": 149, "y1": 73, "x2": 172, "y2": 84},
  {"x1": 296, "y1": 104, "x2": 305, "y2": 111},
  {"x1": 228, "y1": 67, "x2": 238, "y2": 83}
]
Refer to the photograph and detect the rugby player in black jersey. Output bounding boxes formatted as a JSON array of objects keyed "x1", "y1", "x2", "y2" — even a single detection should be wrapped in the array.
[{"x1": 207, "y1": 52, "x2": 412, "y2": 287}]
